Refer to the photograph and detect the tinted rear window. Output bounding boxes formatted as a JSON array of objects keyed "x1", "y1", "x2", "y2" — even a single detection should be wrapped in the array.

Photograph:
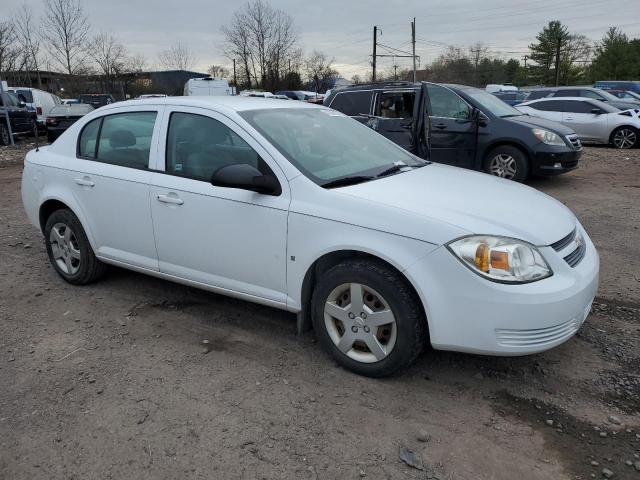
[
  {"x1": 329, "y1": 91, "x2": 373, "y2": 116},
  {"x1": 14, "y1": 89, "x2": 34, "y2": 103},
  {"x1": 526, "y1": 90, "x2": 552, "y2": 100}
]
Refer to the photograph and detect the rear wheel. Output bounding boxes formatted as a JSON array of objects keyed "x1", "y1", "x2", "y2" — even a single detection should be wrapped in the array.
[
  {"x1": 0, "y1": 124, "x2": 10, "y2": 145},
  {"x1": 311, "y1": 259, "x2": 426, "y2": 377},
  {"x1": 44, "y1": 209, "x2": 106, "y2": 285},
  {"x1": 611, "y1": 126, "x2": 638, "y2": 149},
  {"x1": 484, "y1": 145, "x2": 529, "y2": 182}
]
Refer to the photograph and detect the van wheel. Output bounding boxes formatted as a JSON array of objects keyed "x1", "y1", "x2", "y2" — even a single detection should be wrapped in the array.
[
  {"x1": 311, "y1": 259, "x2": 426, "y2": 377},
  {"x1": 484, "y1": 145, "x2": 529, "y2": 182},
  {"x1": 44, "y1": 209, "x2": 106, "y2": 285},
  {"x1": 610, "y1": 126, "x2": 638, "y2": 149},
  {"x1": 0, "y1": 124, "x2": 10, "y2": 145}
]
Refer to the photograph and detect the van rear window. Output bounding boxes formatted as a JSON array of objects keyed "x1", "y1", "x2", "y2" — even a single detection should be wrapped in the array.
[
  {"x1": 329, "y1": 91, "x2": 373, "y2": 116},
  {"x1": 14, "y1": 89, "x2": 34, "y2": 103}
]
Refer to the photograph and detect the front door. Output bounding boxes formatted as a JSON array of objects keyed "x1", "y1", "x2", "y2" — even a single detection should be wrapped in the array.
[
  {"x1": 561, "y1": 100, "x2": 607, "y2": 142},
  {"x1": 149, "y1": 107, "x2": 289, "y2": 304},
  {"x1": 425, "y1": 84, "x2": 476, "y2": 168}
]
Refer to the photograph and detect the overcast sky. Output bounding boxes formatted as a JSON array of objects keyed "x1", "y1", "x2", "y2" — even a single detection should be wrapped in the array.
[{"x1": 5, "y1": 0, "x2": 640, "y2": 78}]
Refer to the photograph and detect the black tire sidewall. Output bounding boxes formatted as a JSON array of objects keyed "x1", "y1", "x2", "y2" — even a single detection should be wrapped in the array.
[
  {"x1": 484, "y1": 145, "x2": 529, "y2": 182},
  {"x1": 311, "y1": 260, "x2": 425, "y2": 377},
  {"x1": 0, "y1": 125, "x2": 9, "y2": 145},
  {"x1": 44, "y1": 209, "x2": 98, "y2": 284},
  {"x1": 611, "y1": 126, "x2": 639, "y2": 149}
]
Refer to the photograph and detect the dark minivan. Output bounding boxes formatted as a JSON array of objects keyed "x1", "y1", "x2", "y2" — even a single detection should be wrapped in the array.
[{"x1": 324, "y1": 81, "x2": 583, "y2": 182}]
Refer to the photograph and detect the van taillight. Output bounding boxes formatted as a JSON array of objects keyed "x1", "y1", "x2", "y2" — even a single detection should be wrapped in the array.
[
  {"x1": 36, "y1": 106, "x2": 43, "y2": 115},
  {"x1": 45, "y1": 117, "x2": 57, "y2": 125}
]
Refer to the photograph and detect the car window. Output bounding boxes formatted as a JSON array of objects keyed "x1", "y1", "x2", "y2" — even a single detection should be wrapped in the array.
[
  {"x1": 374, "y1": 91, "x2": 415, "y2": 118},
  {"x1": 15, "y1": 89, "x2": 34, "y2": 103},
  {"x1": 78, "y1": 118, "x2": 101, "y2": 158},
  {"x1": 581, "y1": 90, "x2": 604, "y2": 100},
  {"x1": 529, "y1": 100, "x2": 566, "y2": 112},
  {"x1": 81, "y1": 112, "x2": 157, "y2": 168},
  {"x1": 525, "y1": 90, "x2": 551, "y2": 100},
  {"x1": 563, "y1": 100, "x2": 595, "y2": 113},
  {"x1": 329, "y1": 91, "x2": 373, "y2": 116},
  {"x1": 427, "y1": 84, "x2": 471, "y2": 119},
  {"x1": 165, "y1": 112, "x2": 266, "y2": 181}
]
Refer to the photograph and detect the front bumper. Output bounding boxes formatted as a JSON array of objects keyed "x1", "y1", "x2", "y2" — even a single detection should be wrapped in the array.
[
  {"x1": 405, "y1": 225, "x2": 599, "y2": 355},
  {"x1": 531, "y1": 147, "x2": 582, "y2": 176}
]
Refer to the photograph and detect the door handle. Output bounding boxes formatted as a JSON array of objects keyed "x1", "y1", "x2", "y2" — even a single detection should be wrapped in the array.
[
  {"x1": 565, "y1": 117, "x2": 574, "y2": 120},
  {"x1": 74, "y1": 176, "x2": 95, "y2": 187},
  {"x1": 157, "y1": 194, "x2": 184, "y2": 205},
  {"x1": 434, "y1": 123, "x2": 447, "y2": 129}
]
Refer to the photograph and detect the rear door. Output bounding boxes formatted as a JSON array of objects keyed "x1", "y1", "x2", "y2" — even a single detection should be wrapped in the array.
[
  {"x1": 370, "y1": 90, "x2": 416, "y2": 152},
  {"x1": 69, "y1": 106, "x2": 162, "y2": 270},
  {"x1": 425, "y1": 84, "x2": 475, "y2": 167},
  {"x1": 527, "y1": 99, "x2": 565, "y2": 123}
]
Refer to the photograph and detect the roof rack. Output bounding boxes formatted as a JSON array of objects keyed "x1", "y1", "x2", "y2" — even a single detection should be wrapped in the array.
[{"x1": 341, "y1": 80, "x2": 418, "y2": 90}]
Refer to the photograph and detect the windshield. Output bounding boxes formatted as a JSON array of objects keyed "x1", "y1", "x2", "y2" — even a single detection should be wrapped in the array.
[
  {"x1": 239, "y1": 108, "x2": 425, "y2": 185},
  {"x1": 597, "y1": 89, "x2": 622, "y2": 101},
  {"x1": 12, "y1": 89, "x2": 33, "y2": 103},
  {"x1": 465, "y1": 89, "x2": 523, "y2": 117}
]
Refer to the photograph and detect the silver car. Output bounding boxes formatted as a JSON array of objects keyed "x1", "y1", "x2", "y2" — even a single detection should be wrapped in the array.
[{"x1": 516, "y1": 97, "x2": 640, "y2": 149}]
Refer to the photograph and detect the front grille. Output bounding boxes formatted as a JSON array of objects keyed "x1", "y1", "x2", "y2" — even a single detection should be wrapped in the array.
[
  {"x1": 564, "y1": 239, "x2": 586, "y2": 267},
  {"x1": 550, "y1": 228, "x2": 576, "y2": 251},
  {"x1": 566, "y1": 134, "x2": 582, "y2": 150},
  {"x1": 562, "y1": 159, "x2": 579, "y2": 169},
  {"x1": 495, "y1": 318, "x2": 581, "y2": 348}
]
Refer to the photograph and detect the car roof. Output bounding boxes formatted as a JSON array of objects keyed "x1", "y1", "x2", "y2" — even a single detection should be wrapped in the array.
[
  {"x1": 97, "y1": 96, "x2": 321, "y2": 113},
  {"x1": 523, "y1": 96, "x2": 595, "y2": 103},
  {"x1": 532, "y1": 86, "x2": 597, "y2": 91}
]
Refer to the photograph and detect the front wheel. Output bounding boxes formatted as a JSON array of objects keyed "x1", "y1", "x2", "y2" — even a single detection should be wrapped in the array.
[
  {"x1": 611, "y1": 126, "x2": 638, "y2": 149},
  {"x1": 484, "y1": 145, "x2": 529, "y2": 182},
  {"x1": 311, "y1": 260, "x2": 427, "y2": 377}
]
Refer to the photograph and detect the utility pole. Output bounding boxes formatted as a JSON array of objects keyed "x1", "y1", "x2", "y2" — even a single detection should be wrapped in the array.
[
  {"x1": 554, "y1": 36, "x2": 561, "y2": 87},
  {"x1": 372, "y1": 26, "x2": 378, "y2": 82},
  {"x1": 233, "y1": 59, "x2": 237, "y2": 95},
  {"x1": 411, "y1": 18, "x2": 416, "y2": 82}
]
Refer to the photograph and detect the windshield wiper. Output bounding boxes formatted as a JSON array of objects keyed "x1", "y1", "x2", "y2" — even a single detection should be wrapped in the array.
[{"x1": 322, "y1": 175, "x2": 375, "y2": 189}]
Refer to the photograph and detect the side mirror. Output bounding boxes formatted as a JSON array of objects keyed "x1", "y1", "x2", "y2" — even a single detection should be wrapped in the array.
[
  {"x1": 472, "y1": 108, "x2": 488, "y2": 127},
  {"x1": 211, "y1": 163, "x2": 281, "y2": 196},
  {"x1": 591, "y1": 108, "x2": 603, "y2": 115}
]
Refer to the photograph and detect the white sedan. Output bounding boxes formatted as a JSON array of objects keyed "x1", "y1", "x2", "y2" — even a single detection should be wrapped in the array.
[
  {"x1": 21, "y1": 97, "x2": 599, "y2": 377},
  {"x1": 516, "y1": 97, "x2": 640, "y2": 149}
]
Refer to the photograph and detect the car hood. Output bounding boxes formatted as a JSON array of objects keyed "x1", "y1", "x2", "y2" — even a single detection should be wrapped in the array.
[
  {"x1": 336, "y1": 164, "x2": 576, "y2": 246},
  {"x1": 506, "y1": 114, "x2": 576, "y2": 135}
]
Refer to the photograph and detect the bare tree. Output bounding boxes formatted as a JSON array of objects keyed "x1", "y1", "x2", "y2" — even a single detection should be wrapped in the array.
[
  {"x1": 207, "y1": 64, "x2": 230, "y2": 78},
  {"x1": 0, "y1": 20, "x2": 20, "y2": 76},
  {"x1": 222, "y1": 0, "x2": 298, "y2": 90},
  {"x1": 41, "y1": 0, "x2": 90, "y2": 75},
  {"x1": 127, "y1": 53, "x2": 147, "y2": 73},
  {"x1": 304, "y1": 50, "x2": 336, "y2": 93},
  {"x1": 88, "y1": 32, "x2": 127, "y2": 91},
  {"x1": 158, "y1": 42, "x2": 197, "y2": 71},
  {"x1": 14, "y1": 5, "x2": 42, "y2": 87}
]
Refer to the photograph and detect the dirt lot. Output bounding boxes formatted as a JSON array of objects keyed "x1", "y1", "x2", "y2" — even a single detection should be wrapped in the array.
[{"x1": 1, "y1": 138, "x2": 639, "y2": 480}]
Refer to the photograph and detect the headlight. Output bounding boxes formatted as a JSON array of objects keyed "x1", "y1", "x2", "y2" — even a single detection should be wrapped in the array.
[
  {"x1": 447, "y1": 236, "x2": 552, "y2": 283},
  {"x1": 532, "y1": 128, "x2": 566, "y2": 146}
]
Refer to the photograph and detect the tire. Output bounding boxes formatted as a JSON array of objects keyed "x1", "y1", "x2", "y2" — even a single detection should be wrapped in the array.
[
  {"x1": 29, "y1": 119, "x2": 38, "y2": 137},
  {"x1": 311, "y1": 259, "x2": 427, "y2": 377},
  {"x1": 0, "y1": 124, "x2": 9, "y2": 146},
  {"x1": 44, "y1": 209, "x2": 106, "y2": 285},
  {"x1": 610, "y1": 126, "x2": 638, "y2": 149},
  {"x1": 484, "y1": 145, "x2": 529, "y2": 182}
]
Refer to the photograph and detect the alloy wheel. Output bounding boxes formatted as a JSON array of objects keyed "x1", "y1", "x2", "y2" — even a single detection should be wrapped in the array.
[
  {"x1": 613, "y1": 128, "x2": 637, "y2": 149},
  {"x1": 49, "y1": 222, "x2": 81, "y2": 275},
  {"x1": 489, "y1": 154, "x2": 517, "y2": 179},
  {"x1": 324, "y1": 283, "x2": 397, "y2": 363}
]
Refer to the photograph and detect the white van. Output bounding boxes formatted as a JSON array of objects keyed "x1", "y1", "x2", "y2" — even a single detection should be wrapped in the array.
[
  {"x1": 8, "y1": 87, "x2": 60, "y2": 126},
  {"x1": 184, "y1": 77, "x2": 232, "y2": 96},
  {"x1": 485, "y1": 84, "x2": 518, "y2": 93}
]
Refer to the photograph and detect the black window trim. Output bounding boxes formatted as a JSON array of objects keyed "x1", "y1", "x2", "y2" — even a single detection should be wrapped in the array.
[
  {"x1": 75, "y1": 110, "x2": 158, "y2": 171},
  {"x1": 161, "y1": 110, "x2": 282, "y2": 193}
]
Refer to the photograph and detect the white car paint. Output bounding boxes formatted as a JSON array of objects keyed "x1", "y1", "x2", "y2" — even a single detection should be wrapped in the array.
[
  {"x1": 9, "y1": 86, "x2": 60, "y2": 124},
  {"x1": 184, "y1": 78, "x2": 231, "y2": 96},
  {"x1": 21, "y1": 96, "x2": 599, "y2": 357},
  {"x1": 516, "y1": 97, "x2": 640, "y2": 146}
]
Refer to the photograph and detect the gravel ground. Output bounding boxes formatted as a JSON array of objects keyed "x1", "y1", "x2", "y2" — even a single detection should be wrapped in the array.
[{"x1": 1, "y1": 138, "x2": 639, "y2": 480}]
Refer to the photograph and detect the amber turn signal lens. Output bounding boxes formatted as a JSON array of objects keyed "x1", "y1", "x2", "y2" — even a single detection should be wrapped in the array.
[
  {"x1": 474, "y1": 243, "x2": 490, "y2": 272},
  {"x1": 490, "y1": 250, "x2": 510, "y2": 271}
]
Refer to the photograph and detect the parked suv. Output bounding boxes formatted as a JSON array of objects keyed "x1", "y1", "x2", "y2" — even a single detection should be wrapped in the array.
[
  {"x1": 0, "y1": 91, "x2": 37, "y2": 145},
  {"x1": 526, "y1": 86, "x2": 640, "y2": 110},
  {"x1": 79, "y1": 94, "x2": 116, "y2": 108},
  {"x1": 594, "y1": 80, "x2": 640, "y2": 94},
  {"x1": 325, "y1": 82, "x2": 582, "y2": 182}
]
